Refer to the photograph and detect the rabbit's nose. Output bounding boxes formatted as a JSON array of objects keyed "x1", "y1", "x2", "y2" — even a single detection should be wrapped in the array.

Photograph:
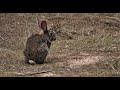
[{"x1": 53, "y1": 37, "x2": 56, "y2": 41}]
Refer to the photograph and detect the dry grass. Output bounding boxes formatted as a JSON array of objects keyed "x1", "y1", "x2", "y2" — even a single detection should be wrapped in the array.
[{"x1": 1, "y1": 13, "x2": 120, "y2": 77}]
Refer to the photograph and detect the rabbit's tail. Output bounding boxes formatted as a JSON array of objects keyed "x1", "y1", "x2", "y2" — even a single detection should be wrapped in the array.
[{"x1": 28, "y1": 60, "x2": 36, "y2": 65}]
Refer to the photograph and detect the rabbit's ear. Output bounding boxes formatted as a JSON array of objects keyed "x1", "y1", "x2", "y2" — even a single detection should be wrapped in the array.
[{"x1": 38, "y1": 19, "x2": 48, "y2": 32}]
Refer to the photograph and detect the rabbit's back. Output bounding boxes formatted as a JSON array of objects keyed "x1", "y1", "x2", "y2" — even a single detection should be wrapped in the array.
[
  {"x1": 26, "y1": 34, "x2": 44, "y2": 49},
  {"x1": 24, "y1": 34, "x2": 48, "y2": 60}
]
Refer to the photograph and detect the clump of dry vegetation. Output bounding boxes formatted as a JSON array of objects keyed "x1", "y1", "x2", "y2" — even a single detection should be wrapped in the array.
[{"x1": 0, "y1": 13, "x2": 120, "y2": 77}]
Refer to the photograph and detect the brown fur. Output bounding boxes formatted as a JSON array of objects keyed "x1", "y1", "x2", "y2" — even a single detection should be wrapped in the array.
[{"x1": 23, "y1": 20, "x2": 56, "y2": 64}]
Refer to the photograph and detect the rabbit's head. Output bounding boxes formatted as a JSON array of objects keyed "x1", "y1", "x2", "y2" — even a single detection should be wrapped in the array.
[{"x1": 38, "y1": 20, "x2": 56, "y2": 42}]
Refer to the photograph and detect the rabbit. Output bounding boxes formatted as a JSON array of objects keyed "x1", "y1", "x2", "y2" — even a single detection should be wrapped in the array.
[{"x1": 23, "y1": 20, "x2": 56, "y2": 64}]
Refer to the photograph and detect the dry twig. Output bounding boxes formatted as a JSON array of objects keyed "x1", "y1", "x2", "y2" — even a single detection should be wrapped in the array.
[
  {"x1": 105, "y1": 16, "x2": 120, "y2": 22},
  {"x1": 0, "y1": 36, "x2": 5, "y2": 40},
  {"x1": 1, "y1": 70, "x2": 53, "y2": 76}
]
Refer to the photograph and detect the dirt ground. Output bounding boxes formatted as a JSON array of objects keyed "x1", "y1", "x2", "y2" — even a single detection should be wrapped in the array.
[{"x1": 1, "y1": 13, "x2": 120, "y2": 77}]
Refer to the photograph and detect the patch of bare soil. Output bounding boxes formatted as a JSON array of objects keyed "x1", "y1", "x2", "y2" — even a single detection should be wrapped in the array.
[
  {"x1": 0, "y1": 47, "x2": 120, "y2": 77},
  {"x1": 0, "y1": 49, "x2": 106, "y2": 77}
]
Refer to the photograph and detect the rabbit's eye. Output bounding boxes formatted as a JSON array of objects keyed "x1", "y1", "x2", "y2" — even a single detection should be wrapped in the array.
[{"x1": 49, "y1": 32, "x2": 53, "y2": 36}]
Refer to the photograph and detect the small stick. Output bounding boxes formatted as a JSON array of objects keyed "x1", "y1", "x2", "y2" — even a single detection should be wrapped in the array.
[
  {"x1": 0, "y1": 36, "x2": 5, "y2": 40},
  {"x1": 105, "y1": 16, "x2": 120, "y2": 22},
  {"x1": 109, "y1": 63, "x2": 119, "y2": 74},
  {"x1": 4, "y1": 70, "x2": 53, "y2": 76}
]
